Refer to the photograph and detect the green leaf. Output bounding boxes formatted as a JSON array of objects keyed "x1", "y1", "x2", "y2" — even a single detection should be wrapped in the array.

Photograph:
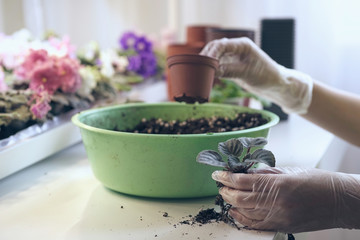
[
  {"x1": 244, "y1": 149, "x2": 275, "y2": 167},
  {"x1": 218, "y1": 138, "x2": 243, "y2": 157},
  {"x1": 227, "y1": 155, "x2": 241, "y2": 169},
  {"x1": 210, "y1": 78, "x2": 271, "y2": 106},
  {"x1": 238, "y1": 137, "x2": 268, "y2": 148},
  {"x1": 124, "y1": 75, "x2": 144, "y2": 84},
  {"x1": 114, "y1": 83, "x2": 132, "y2": 91},
  {"x1": 243, "y1": 153, "x2": 251, "y2": 162},
  {"x1": 196, "y1": 150, "x2": 228, "y2": 168}
]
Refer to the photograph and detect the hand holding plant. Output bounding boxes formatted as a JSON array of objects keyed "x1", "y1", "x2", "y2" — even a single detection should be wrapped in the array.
[
  {"x1": 196, "y1": 137, "x2": 275, "y2": 228},
  {"x1": 212, "y1": 167, "x2": 360, "y2": 234}
]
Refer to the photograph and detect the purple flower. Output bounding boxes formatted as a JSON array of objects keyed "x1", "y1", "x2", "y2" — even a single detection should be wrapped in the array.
[
  {"x1": 119, "y1": 31, "x2": 158, "y2": 78},
  {"x1": 119, "y1": 32, "x2": 138, "y2": 50},
  {"x1": 95, "y1": 58, "x2": 102, "y2": 67},
  {"x1": 127, "y1": 52, "x2": 157, "y2": 78},
  {"x1": 134, "y1": 36, "x2": 152, "y2": 53},
  {"x1": 127, "y1": 55, "x2": 141, "y2": 72},
  {"x1": 139, "y1": 52, "x2": 157, "y2": 78}
]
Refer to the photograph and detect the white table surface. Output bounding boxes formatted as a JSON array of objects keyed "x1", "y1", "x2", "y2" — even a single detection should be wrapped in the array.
[
  {"x1": 0, "y1": 82, "x2": 337, "y2": 240},
  {"x1": 0, "y1": 115, "x2": 335, "y2": 240}
]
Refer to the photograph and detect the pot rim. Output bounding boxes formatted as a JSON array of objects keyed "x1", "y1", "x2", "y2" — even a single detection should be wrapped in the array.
[
  {"x1": 167, "y1": 42, "x2": 205, "y2": 49},
  {"x1": 166, "y1": 54, "x2": 219, "y2": 69},
  {"x1": 187, "y1": 24, "x2": 220, "y2": 29},
  {"x1": 206, "y1": 28, "x2": 255, "y2": 34}
]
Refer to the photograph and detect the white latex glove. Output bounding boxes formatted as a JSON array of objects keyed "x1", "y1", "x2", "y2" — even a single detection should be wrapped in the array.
[
  {"x1": 212, "y1": 167, "x2": 360, "y2": 233},
  {"x1": 200, "y1": 37, "x2": 313, "y2": 114}
]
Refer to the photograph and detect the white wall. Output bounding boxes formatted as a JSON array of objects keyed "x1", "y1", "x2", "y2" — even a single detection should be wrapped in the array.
[
  {"x1": 176, "y1": 0, "x2": 360, "y2": 94},
  {"x1": 0, "y1": 0, "x2": 25, "y2": 34},
  {"x1": 22, "y1": 0, "x2": 169, "y2": 49},
  {"x1": 0, "y1": 1, "x2": 3, "y2": 31}
]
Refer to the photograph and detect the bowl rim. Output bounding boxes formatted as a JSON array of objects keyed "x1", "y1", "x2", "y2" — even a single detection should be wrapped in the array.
[{"x1": 71, "y1": 102, "x2": 280, "y2": 138}]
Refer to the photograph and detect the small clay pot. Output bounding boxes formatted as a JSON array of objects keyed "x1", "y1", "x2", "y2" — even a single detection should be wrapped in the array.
[
  {"x1": 166, "y1": 43, "x2": 205, "y2": 101},
  {"x1": 166, "y1": 43, "x2": 204, "y2": 58},
  {"x1": 206, "y1": 28, "x2": 255, "y2": 43},
  {"x1": 167, "y1": 54, "x2": 219, "y2": 104},
  {"x1": 186, "y1": 25, "x2": 220, "y2": 45}
]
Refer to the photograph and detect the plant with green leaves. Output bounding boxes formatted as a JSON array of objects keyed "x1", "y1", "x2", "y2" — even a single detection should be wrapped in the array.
[
  {"x1": 195, "y1": 137, "x2": 276, "y2": 229},
  {"x1": 196, "y1": 137, "x2": 275, "y2": 173}
]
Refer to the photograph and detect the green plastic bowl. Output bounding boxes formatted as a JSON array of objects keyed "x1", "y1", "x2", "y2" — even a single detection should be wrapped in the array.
[{"x1": 72, "y1": 102, "x2": 279, "y2": 198}]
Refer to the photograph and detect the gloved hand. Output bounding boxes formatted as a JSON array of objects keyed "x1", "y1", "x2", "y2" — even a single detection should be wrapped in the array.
[
  {"x1": 200, "y1": 37, "x2": 313, "y2": 114},
  {"x1": 211, "y1": 167, "x2": 360, "y2": 233}
]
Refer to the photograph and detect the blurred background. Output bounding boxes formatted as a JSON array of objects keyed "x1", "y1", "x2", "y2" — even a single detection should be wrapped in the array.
[
  {"x1": 1, "y1": 0, "x2": 359, "y2": 239},
  {"x1": 1, "y1": 0, "x2": 360, "y2": 94}
]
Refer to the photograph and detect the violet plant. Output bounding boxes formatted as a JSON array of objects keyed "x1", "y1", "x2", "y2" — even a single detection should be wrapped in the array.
[
  {"x1": 119, "y1": 31, "x2": 158, "y2": 79},
  {"x1": 196, "y1": 137, "x2": 275, "y2": 173},
  {"x1": 196, "y1": 137, "x2": 276, "y2": 229}
]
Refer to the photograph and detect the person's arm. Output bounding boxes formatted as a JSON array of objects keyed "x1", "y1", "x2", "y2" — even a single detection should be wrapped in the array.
[
  {"x1": 201, "y1": 37, "x2": 360, "y2": 146},
  {"x1": 303, "y1": 80, "x2": 360, "y2": 146},
  {"x1": 201, "y1": 38, "x2": 360, "y2": 234}
]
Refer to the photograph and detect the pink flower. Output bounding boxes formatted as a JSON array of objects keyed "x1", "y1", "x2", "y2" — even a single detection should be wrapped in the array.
[
  {"x1": 30, "y1": 98, "x2": 51, "y2": 119},
  {"x1": 56, "y1": 57, "x2": 81, "y2": 93},
  {"x1": 29, "y1": 90, "x2": 51, "y2": 119},
  {"x1": 15, "y1": 49, "x2": 49, "y2": 80},
  {"x1": 48, "y1": 35, "x2": 76, "y2": 58},
  {"x1": 18, "y1": 49, "x2": 82, "y2": 94},
  {"x1": 29, "y1": 60, "x2": 61, "y2": 94}
]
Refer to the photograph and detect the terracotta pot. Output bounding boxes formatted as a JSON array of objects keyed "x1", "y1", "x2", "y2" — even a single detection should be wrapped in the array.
[
  {"x1": 167, "y1": 54, "x2": 219, "y2": 104},
  {"x1": 206, "y1": 28, "x2": 255, "y2": 43},
  {"x1": 186, "y1": 25, "x2": 220, "y2": 45},
  {"x1": 166, "y1": 43, "x2": 204, "y2": 58},
  {"x1": 166, "y1": 43, "x2": 204, "y2": 101}
]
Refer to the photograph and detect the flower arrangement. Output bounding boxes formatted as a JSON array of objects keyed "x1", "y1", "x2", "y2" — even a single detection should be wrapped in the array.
[
  {"x1": 0, "y1": 29, "x2": 167, "y2": 140},
  {"x1": 78, "y1": 30, "x2": 166, "y2": 91},
  {"x1": 16, "y1": 49, "x2": 82, "y2": 118}
]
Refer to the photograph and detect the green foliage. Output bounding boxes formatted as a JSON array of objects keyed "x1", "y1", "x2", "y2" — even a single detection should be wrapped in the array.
[
  {"x1": 0, "y1": 91, "x2": 33, "y2": 127},
  {"x1": 196, "y1": 137, "x2": 275, "y2": 173},
  {"x1": 210, "y1": 78, "x2": 270, "y2": 106}
]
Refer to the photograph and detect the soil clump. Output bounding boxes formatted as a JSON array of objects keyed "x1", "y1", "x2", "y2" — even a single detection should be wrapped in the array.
[{"x1": 122, "y1": 112, "x2": 268, "y2": 134}]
